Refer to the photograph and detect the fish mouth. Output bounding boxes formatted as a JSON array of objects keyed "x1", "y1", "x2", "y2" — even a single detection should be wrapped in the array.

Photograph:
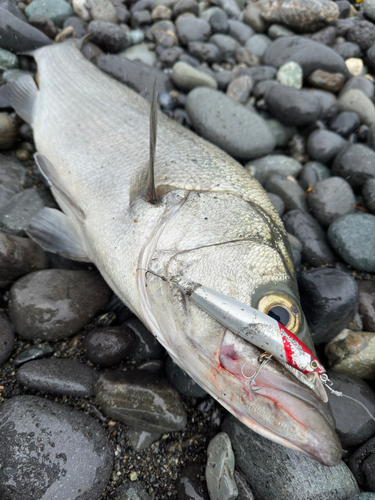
[{"x1": 218, "y1": 329, "x2": 342, "y2": 466}]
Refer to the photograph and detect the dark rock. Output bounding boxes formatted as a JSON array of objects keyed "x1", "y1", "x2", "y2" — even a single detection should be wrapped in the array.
[
  {"x1": 81, "y1": 41, "x2": 103, "y2": 62},
  {"x1": 358, "y1": 124, "x2": 369, "y2": 142},
  {"x1": 336, "y1": 0, "x2": 350, "y2": 18},
  {"x1": 214, "y1": 69, "x2": 235, "y2": 91},
  {"x1": 177, "y1": 463, "x2": 209, "y2": 500},
  {"x1": 116, "y1": 5, "x2": 130, "y2": 23},
  {"x1": 95, "y1": 369, "x2": 187, "y2": 433},
  {"x1": 166, "y1": 356, "x2": 207, "y2": 398},
  {"x1": 63, "y1": 16, "x2": 87, "y2": 38},
  {"x1": 335, "y1": 17, "x2": 358, "y2": 38},
  {"x1": 306, "y1": 26, "x2": 336, "y2": 47},
  {"x1": 333, "y1": 42, "x2": 361, "y2": 60},
  {"x1": 158, "y1": 45, "x2": 184, "y2": 66},
  {"x1": 178, "y1": 53, "x2": 200, "y2": 67},
  {"x1": 337, "y1": 89, "x2": 375, "y2": 127},
  {"x1": 348, "y1": 436, "x2": 375, "y2": 492},
  {"x1": 240, "y1": 65, "x2": 277, "y2": 84},
  {"x1": 298, "y1": 267, "x2": 358, "y2": 344},
  {"x1": 235, "y1": 46, "x2": 260, "y2": 66},
  {"x1": 267, "y1": 193, "x2": 285, "y2": 216},
  {"x1": 87, "y1": 20, "x2": 131, "y2": 52},
  {"x1": 234, "y1": 470, "x2": 255, "y2": 500},
  {"x1": 173, "y1": 0, "x2": 199, "y2": 18},
  {"x1": 17, "y1": 358, "x2": 98, "y2": 397},
  {"x1": 0, "y1": 395, "x2": 113, "y2": 500},
  {"x1": 115, "y1": 482, "x2": 152, "y2": 500},
  {"x1": 263, "y1": 36, "x2": 348, "y2": 77},
  {"x1": 307, "y1": 129, "x2": 346, "y2": 164},
  {"x1": 124, "y1": 317, "x2": 165, "y2": 360},
  {"x1": 332, "y1": 144, "x2": 375, "y2": 190},
  {"x1": 299, "y1": 161, "x2": 330, "y2": 190},
  {"x1": 127, "y1": 428, "x2": 161, "y2": 452},
  {"x1": 363, "y1": 178, "x2": 375, "y2": 213},
  {"x1": 265, "y1": 85, "x2": 321, "y2": 127},
  {"x1": 329, "y1": 111, "x2": 360, "y2": 137},
  {"x1": 0, "y1": 312, "x2": 14, "y2": 365},
  {"x1": 95, "y1": 54, "x2": 174, "y2": 100},
  {"x1": 9, "y1": 270, "x2": 112, "y2": 341},
  {"x1": 222, "y1": 414, "x2": 358, "y2": 500},
  {"x1": 326, "y1": 371, "x2": 375, "y2": 448},
  {"x1": 131, "y1": 0, "x2": 155, "y2": 15},
  {"x1": 13, "y1": 344, "x2": 54, "y2": 368},
  {"x1": 245, "y1": 33, "x2": 272, "y2": 58},
  {"x1": 209, "y1": 33, "x2": 239, "y2": 60},
  {"x1": 186, "y1": 87, "x2": 276, "y2": 160},
  {"x1": 209, "y1": 8, "x2": 228, "y2": 34},
  {"x1": 283, "y1": 209, "x2": 335, "y2": 266},
  {"x1": 307, "y1": 89, "x2": 337, "y2": 121},
  {"x1": 227, "y1": 19, "x2": 253, "y2": 45},
  {"x1": 358, "y1": 280, "x2": 375, "y2": 336},
  {"x1": 188, "y1": 42, "x2": 222, "y2": 64},
  {"x1": 28, "y1": 14, "x2": 57, "y2": 39},
  {"x1": 265, "y1": 175, "x2": 307, "y2": 212},
  {"x1": 307, "y1": 177, "x2": 355, "y2": 227},
  {"x1": 0, "y1": 7, "x2": 53, "y2": 52},
  {"x1": 267, "y1": 23, "x2": 295, "y2": 39},
  {"x1": 150, "y1": 20, "x2": 178, "y2": 48},
  {"x1": 83, "y1": 326, "x2": 135, "y2": 367},
  {"x1": 347, "y1": 20, "x2": 375, "y2": 51},
  {"x1": 328, "y1": 213, "x2": 375, "y2": 272},
  {"x1": 246, "y1": 154, "x2": 302, "y2": 185},
  {"x1": 0, "y1": 232, "x2": 48, "y2": 287},
  {"x1": 252, "y1": 79, "x2": 278, "y2": 98},
  {"x1": 131, "y1": 9, "x2": 152, "y2": 28},
  {"x1": 340, "y1": 76, "x2": 374, "y2": 99}
]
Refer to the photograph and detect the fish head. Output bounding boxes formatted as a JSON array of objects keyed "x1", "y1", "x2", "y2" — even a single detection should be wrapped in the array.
[{"x1": 137, "y1": 188, "x2": 342, "y2": 466}]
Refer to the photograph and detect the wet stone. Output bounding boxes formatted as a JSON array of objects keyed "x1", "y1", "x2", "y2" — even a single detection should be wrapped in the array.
[
  {"x1": 226, "y1": 75, "x2": 252, "y2": 103},
  {"x1": 326, "y1": 371, "x2": 375, "y2": 448},
  {"x1": 227, "y1": 19, "x2": 253, "y2": 45},
  {"x1": 222, "y1": 414, "x2": 359, "y2": 500},
  {"x1": 265, "y1": 175, "x2": 307, "y2": 212},
  {"x1": 276, "y1": 61, "x2": 303, "y2": 89},
  {"x1": 283, "y1": 209, "x2": 335, "y2": 266},
  {"x1": 186, "y1": 87, "x2": 275, "y2": 160},
  {"x1": 25, "y1": 0, "x2": 74, "y2": 27},
  {"x1": 83, "y1": 326, "x2": 135, "y2": 367},
  {"x1": 326, "y1": 329, "x2": 375, "y2": 380},
  {"x1": 348, "y1": 436, "x2": 375, "y2": 492},
  {"x1": 206, "y1": 432, "x2": 237, "y2": 500},
  {"x1": 123, "y1": 317, "x2": 165, "y2": 360},
  {"x1": 88, "y1": 21, "x2": 131, "y2": 52},
  {"x1": 299, "y1": 161, "x2": 331, "y2": 190},
  {"x1": 209, "y1": 34, "x2": 239, "y2": 61},
  {"x1": 172, "y1": 61, "x2": 218, "y2": 92},
  {"x1": 358, "y1": 280, "x2": 375, "y2": 332},
  {"x1": 177, "y1": 463, "x2": 209, "y2": 500},
  {"x1": 114, "y1": 482, "x2": 152, "y2": 500},
  {"x1": 13, "y1": 345, "x2": 54, "y2": 368},
  {"x1": 298, "y1": 267, "x2": 358, "y2": 344},
  {"x1": 9, "y1": 270, "x2": 112, "y2": 341},
  {"x1": 127, "y1": 429, "x2": 161, "y2": 451},
  {"x1": 17, "y1": 358, "x2": 98, "y2": 397},
  {"x1": 265, "y1": 85, "x2": 321, "y2": 127},
  {"x1": 263, "y1": 36, "x2": 348, "y2": 76},
  {"x1": 267, "y1": 193, "x2": 285, "y2": 216},
  {"x1": 328, "y1": 213, "x2": 375, "y2": 272},
  {"x1": 166, "y1": 356, "x2": 207, "y2": 397},
  {"x1": 307, "y1": 177, "x2": 355, "y2": 227},
  {"x1": 332, "y1": 144, "x2": 375, "y2": 190},
  {"x1": 307, "y1": 70, "x2": 345, "y2": 93},
  {"x1": 0, "y1": 312, "x2": 14, "y2": 365},
  {"x1": 95, "y1": 369, "x2": 187, "y2": 433},
  {"x1": 0, "y1": 395, "x2": 113, "y2": 500},
  {"x1": 307, "y1": 129, "x2": 346, "y2": 165},
  {"x1": 150, "y1": 20, "x2": 178, "y2": 48},
  {"x1": 329, "y1": 111, "x2": 360, "y2": 137},
  {"x1": 245, "y1": 154, "x2": 302, "y2": 185},
  {"x1": 337, "y1": 89, "x2": 375, "y2": 127}
]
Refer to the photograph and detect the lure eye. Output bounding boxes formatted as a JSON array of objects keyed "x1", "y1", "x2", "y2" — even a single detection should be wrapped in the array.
[
  {"x1": 310, "y1": 359, "x2": 319, "y2": 370},
  {"x1": 258, "y1": 293, "x2": 301, "y2": 334}
]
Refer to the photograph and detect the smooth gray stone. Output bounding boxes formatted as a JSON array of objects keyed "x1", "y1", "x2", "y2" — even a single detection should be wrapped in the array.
[
  {"x1": 124, "y1": 317, "x2": 165, "y2": 360},
  {"x1": 333, "y1": 42, "x2": 361, "y2": 60},
  {"x1": 245, "y1": 33, "x2": 272, "y2": 57},
  {"x1": 307, "y1": 176, "x2": 355, "y2": 227},
  {"x1": 246, "y1": 154, "x2": 302, "y2": 185},
  {"x1": 299, "y1": 161, "x2": 331, "y2": 190},
  {"x1": 17, "y1": 358, "x2": 98, "y2": 397},
  {"x1": 127, "y1": 429, "x2": 161, "y2": 451},
  {"x1": 307, "y1": 89, "x2": 337, "y2": 121},
  {"x1": 227, "y1": 19, "x2": 253, "y2": 45},
  {"x1": 326, "y1": 371, "x2": 375, "y2": 448},
  {"x1": 263, "y1": 36, "x2": 348, "y2": 77},
  {"x1": 267, "y1": 192, "x2": 285, "y2": 216},
  {"x1": 177, "y1": 463, "x2": 210, "y2": 500},
  {"x1": 13, "y1": 345, "x2": 54, "y2": 367},
  {"x1": 265, "y1": 174, "x2": 308, "y2": 212},
  {"x1": 24, "y1": 0, "x2": 74, "y2": 27},
  {"x1": 268, "y1": 23, "x2": 295, "y2": 39},
  {"x1": 363, "y1": 178, "x2": 375, "y2": 213},
  {"x1": 209, "y1": 33, "x2": 239, "y2": 59},
  {"x1": 328, "y1": 212, "x2": 375, "y2": 272},
  {"x1": 95, "y1": 369, "x2": 187, "y2": 433},
  {"x1": 166, "y1": 355, "x2": 207, "y2": 398},
  {"x1": 0, "y1": 395, "x2": 113, "y2": 500},
  {"x1": 222, "y1": 414, "x2": 359, "y2": 500},
  {"x1": 329, "y1": 111, "x2": 360, "y2": 138},
  {"x1": 0, "y1": 7, "x2": 53, "y2": 53},
  {"x1": 283, "y1": 209, "x2": 335, "y2": 266},
  {"x1": 176, "y1": 17, "x2": 211, "y2": 45},
  {"x1": 307, "y1": 129, "x2": 346, "y2": 165},
  {"x1": 240, "y1": 65, "x2": 277, "y2": 84},
  {"x1": 173, "y1": 0, "x2": 199, "y2": 18},
  {"x1": 339, "y1": 76, "x2": 374, "y2": 99},
  {"x1": 266, "y1": 118, "x2": 296, "y2": 147},
  {"x1": 188, "y1": 42, "x2": 222, "y2": 64},
  {"x1": 115, "y1": 482, "x2": 151, "y2": 500},
  {"x1": 337, "y1": 89, "x2": 375, "y2": 127},
  {"x1": 186, "y1": 87, "x2": 275, "y2": 160},
  {"x1": 332, "y1": 144, "x2": 375, "y2": 190},
  {"x1": 206, "y1": 432, "x2": 238, "y2": 500},
  {"x1": 9, "y1": 270, "x2": 112, "y2": 341},
  {"x1": 0, "y1": 311, "x2": 14, "y2": 365}
]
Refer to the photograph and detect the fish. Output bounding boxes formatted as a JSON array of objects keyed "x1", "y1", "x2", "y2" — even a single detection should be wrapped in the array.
[{"x1": 0, "y1": 40, "x2": 342, "y2": 466}]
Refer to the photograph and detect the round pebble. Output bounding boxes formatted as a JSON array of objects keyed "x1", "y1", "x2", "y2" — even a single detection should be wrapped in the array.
[
  {"x1": 206, "y1": 433, "x2": 238, "y2": 500},
  {"x1": 246, "y1": 154, "x2": 302, "y2": 185},
  {"x1": 83, "y1": 326, "x2": 135, "y2": 366},
  {"x1": 337, "y1": 89, "x2": 375, "y2": 127},
  {"x1": 332, "y1": 144, "x2": 375, "y2": 190},
  {"x1": 329, "y1": 111, "x2": 360, "y2": 137},
  {"x1": 172, "y1": 61, "x2": 217, "y2": 91},
  {"x1": 307, "y1": 129, "x2": 346, "y2": 164},
  {"x1": 276, "y1": 61, "x2": 303, "y2": 89}
]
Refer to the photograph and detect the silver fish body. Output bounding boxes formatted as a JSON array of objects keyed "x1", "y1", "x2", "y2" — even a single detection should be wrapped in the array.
[{"x1": 2, "y1": 41, "x2": 341, "y2": 465}]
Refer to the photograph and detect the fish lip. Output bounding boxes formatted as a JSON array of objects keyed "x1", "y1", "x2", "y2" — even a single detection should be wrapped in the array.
[{"x1": 219, "y1": 330, "x2": 342, "y2": 466}]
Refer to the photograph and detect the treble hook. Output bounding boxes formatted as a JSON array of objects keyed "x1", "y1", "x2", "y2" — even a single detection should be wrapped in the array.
[{"x1": 241, "y1": 352, "x2": 273, "y2": 392}]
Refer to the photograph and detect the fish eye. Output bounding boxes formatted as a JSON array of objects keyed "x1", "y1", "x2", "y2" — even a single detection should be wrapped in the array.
[{"x1": 258, "y1": 293, "x2": 301, "y2": 334}]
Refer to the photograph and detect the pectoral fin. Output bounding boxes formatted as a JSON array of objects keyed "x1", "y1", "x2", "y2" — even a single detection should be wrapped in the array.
[
  {"x1": 0, "y1": 75, "x2": 38, "y2": 125},
  {"x1": 27, "y1": 207, "x2": 90, "y2": 262}
]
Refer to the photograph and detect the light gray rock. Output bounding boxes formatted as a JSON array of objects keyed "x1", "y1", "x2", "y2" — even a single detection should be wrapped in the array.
[
  {"x1": 246, "y1": 154, "x2": 302, "y2": 185},
  {"x1": 206, "y1": 432, "x2": 238, "y2": 500},
  {"x1": 172, "y1": 61, "x2": 218, "y2": 91},
  {"x1": 337, "y1": 89, "x2": 375, "y2": 126}
]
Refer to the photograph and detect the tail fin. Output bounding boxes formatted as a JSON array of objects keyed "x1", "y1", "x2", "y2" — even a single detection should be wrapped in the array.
[{"x1": 0, "y1": 75, "x2": 38, "y2": 125}]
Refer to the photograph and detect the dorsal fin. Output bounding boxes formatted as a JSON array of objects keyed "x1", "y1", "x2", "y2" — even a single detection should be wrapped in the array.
[{"x1": 144, "y1": 79, "x2": 158, "y2": 204}]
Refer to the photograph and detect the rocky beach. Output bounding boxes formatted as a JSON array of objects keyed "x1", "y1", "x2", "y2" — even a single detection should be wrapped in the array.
[{"x1": 1, "y1": 0, "x2": 375, "y2": 498}]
